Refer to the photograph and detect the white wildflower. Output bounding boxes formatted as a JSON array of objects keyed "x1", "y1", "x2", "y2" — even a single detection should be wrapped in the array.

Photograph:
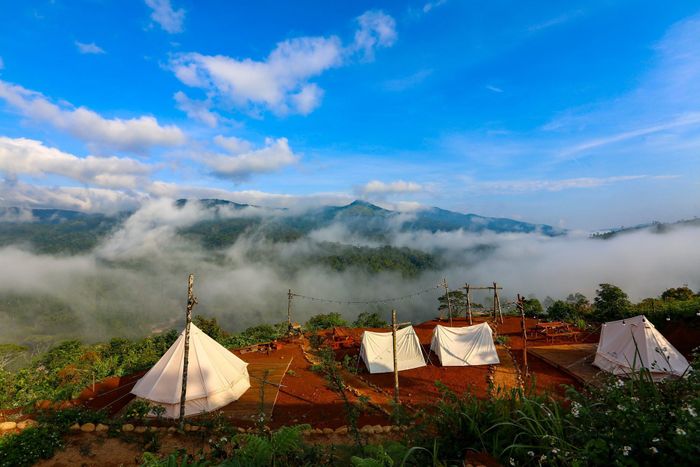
[
  {"x1": 551, "y1": 448, "x2": 559, "y2": 454},
  {"x1": 649, "y1": 447, "x2": 658, "y2": 454},
  {"x1": 540, "y1": 454, "x2": 547, "y2": 462},
  {"x1": 652, "y1": 437, "x2": 660, "y2": 443},
  {"x1": 676, "y1": 427, "x2": 687, "y2": 436},
  {"x1": 509, "y1": 458, "x2": 515, "y2": 466},
  {"x1": 614, "y1": 379, "x2": 624, "y2": 388},
  {"x1": 571, "y1": 401, "x2": 581, "y2": 417},
  {"x1": 617, "y1": 404, "x2": 626, "y2": 412},
  {"x1": 683, "y1": 406, "x2": 697, "y2": 417},
  {"x1": 528, "y1": 450, "x2": 535, "y2": 457},
  {"x1": 622, "y1": 446, "x2": 632, "y2": 456}
]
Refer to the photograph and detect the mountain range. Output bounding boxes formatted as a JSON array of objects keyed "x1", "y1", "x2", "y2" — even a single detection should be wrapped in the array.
[{"x1": 0, "y1": 200, "x2": 562, "y2": 254}]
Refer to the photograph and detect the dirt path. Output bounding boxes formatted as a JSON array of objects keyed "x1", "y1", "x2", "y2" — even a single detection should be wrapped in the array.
[{"x1": 490, "y1": 346, "x2": 521, "y2": 395}]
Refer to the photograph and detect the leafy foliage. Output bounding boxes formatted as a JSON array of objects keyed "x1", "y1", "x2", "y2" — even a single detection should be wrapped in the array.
[
  {"x1": 593, "y1": 283, "x2": 632, "y2": 322},
  {"x1": 0, "y1": 425, "x2": 64, "y2": 467},
  {"x1": 352, "y1": 312, "x2": 388, "y2": 328},
  {"x1": 305, "y1": 312, "x2": 348, "y2": 331}
]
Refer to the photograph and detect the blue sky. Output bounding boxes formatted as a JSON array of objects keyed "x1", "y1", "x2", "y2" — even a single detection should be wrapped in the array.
[{"x1": 0, "y1": 0, "x2": 699, "y2": 229}]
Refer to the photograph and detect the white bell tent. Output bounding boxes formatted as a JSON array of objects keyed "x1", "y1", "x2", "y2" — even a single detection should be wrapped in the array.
[
  {"x1": 430, "y1": 322, "x2": 500, "y2": 366},
  {"x1": 131, "y1": 323, "x2": 251, "y2": 418},
  {"x1": 593, "y1": 315, "x2": 690, "y2": 380},
  {"x1": 360, "y1": 326, "x2": 427, "y2": 374}
]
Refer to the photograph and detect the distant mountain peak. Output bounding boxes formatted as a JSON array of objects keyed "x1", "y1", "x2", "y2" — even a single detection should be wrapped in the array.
[{"x1": 346, "y1": 200, "x2": 383, "y2": 209}]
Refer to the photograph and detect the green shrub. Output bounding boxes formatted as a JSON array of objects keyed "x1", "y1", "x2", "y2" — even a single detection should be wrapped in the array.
[
  {"x1": 305, "y1": 312, "x2": 348, "y2": 330},
  {"x1": 352, "y1": 312, "x2": 388, "y2": 328},
  {"x1": 0, "y1": 426, "x2": 64, "y2": 467}
]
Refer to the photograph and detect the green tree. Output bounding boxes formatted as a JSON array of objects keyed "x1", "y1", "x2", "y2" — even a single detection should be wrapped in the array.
[
  {"x1": 522, "y1": 298, "x2": 544, "y2": 317},
  {"x1": 593, "y1": 283, "x2": 631, "y2": 322},
  {"x1": 438, "y1": 290, "x2": 468, "y2": 318},
  {"x1": 352, "y1": 312, "x2": 387, "y2": 328},
  {"x1": 192, "y1": 315, "x2": 229, "y2": 342},
  {"x1": 546, "y1": 300, "x2": 576, "y2": 321},
  {"x1": 661, "y1": 286, "x2": 695, "y2": 302},
  {"x1": 305, "y1": 312, "x2": 348, "y2": 330}
]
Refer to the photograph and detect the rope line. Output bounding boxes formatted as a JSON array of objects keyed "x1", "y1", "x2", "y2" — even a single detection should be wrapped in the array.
[{"x1": 291, "y1": 284, "x2": 442, "y2": 305}]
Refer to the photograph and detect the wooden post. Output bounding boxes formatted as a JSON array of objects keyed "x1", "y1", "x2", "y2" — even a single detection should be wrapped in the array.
[
  {"x1": 179, "y1": 273, "x2": 197, "y2": 430},
  {"x1": 493, "y1": 282, "x2": 503, "y2": 324},
  {"x1": 517, "y1": 294, "x2": 528, "y2": 378},
  {"x1": 464, "y1": 283, "x2": 472, "y2": 325},
  {"x1": 287, "y1": 289, "x2": 293, "y2": 335},
  {"x1": 391, "y1": 309, "x2": 399, "y2": 404},
  {"x1": 441, "y1": 278, "x2": 453, "y2": 325}
]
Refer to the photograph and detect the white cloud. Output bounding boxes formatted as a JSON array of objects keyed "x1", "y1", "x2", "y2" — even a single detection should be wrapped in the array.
[
  {"x1": 145, "y1": 0, "x2": 185, "y2": 34},
  {"x1": 204, "y1": 137, "x2": 299, "y2": 181},
  {"x1": 0, "y1": 81, "x2": 186, "y2": 152},
  {"x1": 383, "y1": 69, "x2": 432, "y2": 92},
  {"x1": 213, "y1": 135, "x2": 252, "y2": 154},
  {"x1": 0, "y1": 137, "x2": 151, "y2": 189},
  {"x1": 359, "y1": 180, "x2": 424, "y2": 196},
  {"x1": 558, "y1": 112, "x2": 700, "y2": 158},
  {"x1": 0, "y1": 179, "x2": 146, "y2": 213},
  {"x1": 147, "y1": 182, "x2": 352, "y2": 211},
  {"x1": 75, "y1": 41, "x2": 106, "y2": 55},
  {"x1": 486, "y1": 84, "x2": 503, "y2": 93},
  {"x1": 527, "y1": 10, "x2": 584, "y2": 33},
  {"x1": 352, "y1": 10, "x2": 397, "y2": 61},
  {"x1": 423, "y1": 0, "x2": 447, "y2": 14},
  {"x1": 170, "y1": 10, "x2": 396, "y2": 116},
  {"x1": 174, "y1": 91, "x2": 219, "y2": 127},
  {"x1": 171, "y1": 36, "x2": 342, "y2": 115},
  {"x1": 476, "y1": 175, "x2": 676, "y2": 193}
]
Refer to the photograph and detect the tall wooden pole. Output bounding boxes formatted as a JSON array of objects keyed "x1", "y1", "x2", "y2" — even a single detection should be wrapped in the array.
[
  {"x1": 442, "y1": 278, "x2": 453, "y2": 326},
  {"x1": 464, "y1": 283, "x2": 472, "y2": 325},
  {"x1": 179, "y1": 273, "x2": 197, "y2": 430},
  {"x1": 493, "y1": 282, "x2": 503, "y2": 324},
  {"x1": 391, "y1": 309, "x2": 399, "y2": 403},
  {"x1": 517, "y1": 294, "x2": 528, "y2": 378},
  {"x1": 287, "y1": 289, "x2": 293, "y2": 335}
]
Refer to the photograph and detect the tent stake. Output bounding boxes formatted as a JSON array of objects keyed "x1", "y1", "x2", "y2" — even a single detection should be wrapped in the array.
[{"x1": 178, "y1": 273, "x2": 197, "y2": 431}]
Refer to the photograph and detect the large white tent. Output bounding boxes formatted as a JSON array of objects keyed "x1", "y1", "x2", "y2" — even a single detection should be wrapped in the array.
[
  {"x1": 131, "y1": 323, "x2": 251, "y2": 418},
  {"x1": 360, "y1": 326, "x2": 427, "y2": 374},
  {"x1": 430, "y1": 323, "x2": 500, "y2": 366},
  {"x1": 593, "y1": 315, "x2": 690, "y2": 380}
]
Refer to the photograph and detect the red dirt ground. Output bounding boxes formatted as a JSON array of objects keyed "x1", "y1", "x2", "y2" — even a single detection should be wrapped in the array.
[{"x1": 69, "y1": 316, "x2": 601, "y2": 430}]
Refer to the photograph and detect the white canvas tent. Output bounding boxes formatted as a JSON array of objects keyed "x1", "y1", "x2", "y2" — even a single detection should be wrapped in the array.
[
  {"x1": 131, "y1": 323, "x2": 251, "y2": 418},
  {"x1": 430, "y1": 323, "x2": 500, "y2": 366},
  {"x1": 360, "y1": 326, "x2": 427, "y2": 374},
  {"x1": 593, "y1": 315, "x2": 690, "y2": 380}
]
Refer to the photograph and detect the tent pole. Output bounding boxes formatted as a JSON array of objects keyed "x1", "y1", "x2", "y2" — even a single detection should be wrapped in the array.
[
  {"x1": 287, "y1": 289, "x2": 293, "y2": 335},
  {"x1": 442, "y1": 278, "x2": 453, "y2": 325},
  {"x1": 494, "y1": 282, "x2": 503, "y2": 324},
  {"x1": 179, "y1": 273, "x2": 197, "y2": 430},
  {"x1": 392, "y1": 309, "x2": 399, "y2": 404},
  {"x1": 464, "y1": 283, "x2": 472, "y2": 325}
]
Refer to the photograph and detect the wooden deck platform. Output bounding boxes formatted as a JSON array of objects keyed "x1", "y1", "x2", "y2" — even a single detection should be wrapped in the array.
[
  {"x1": 528, "y1": 344, "x2": 604, "y2": 387},
  {"x1": 219, "y1": 358, "x2": 292, "y2": 422}
]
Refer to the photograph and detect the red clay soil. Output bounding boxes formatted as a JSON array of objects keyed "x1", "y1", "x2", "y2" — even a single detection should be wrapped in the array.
[
  {"x1": 71, "y1": 316, "x2": 600, "y2": 429},
  {"x1": 231, "y1": 343, "x2": 390, "y2": 429}
]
